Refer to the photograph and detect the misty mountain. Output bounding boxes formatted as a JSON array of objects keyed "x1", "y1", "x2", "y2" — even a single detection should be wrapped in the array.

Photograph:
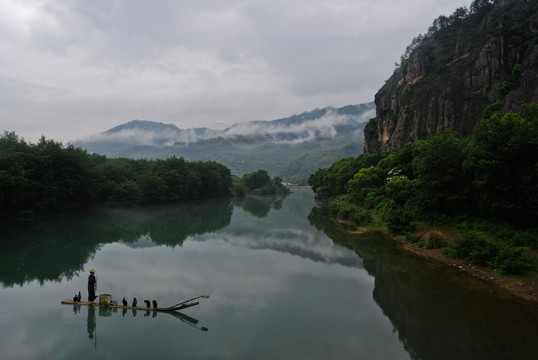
[{"x1": 77, "y1": 102, "x2": 375, "y2": 184}]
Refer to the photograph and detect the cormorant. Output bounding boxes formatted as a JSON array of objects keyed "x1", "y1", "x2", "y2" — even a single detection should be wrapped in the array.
[
  {"x1": 144, "y1": 300, "x2": 151, "y2": 308},
  {"x1": 77, "y1": 291, "x2": 81, "y2": 302},
  {"x1": 73, "y1": 293, "x2": 77, "y2": 301},
  {"x1": 122, "y1": 297, "x2": 128, "y2": 306},
  {"x1": 132, "y1": 298, "x2": 137, "y2": 307},
  {"x1": 152, "y1": 300, "x2": 158, "y2": 309}
]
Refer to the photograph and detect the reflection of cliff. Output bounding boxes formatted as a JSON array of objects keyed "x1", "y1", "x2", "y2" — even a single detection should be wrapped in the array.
[
  {"x1": 308, "y1": 206, "x2": 538, "y2": 360},
  {"x1": 0, "y1": 198, "x2": 233, "y2": 287},
  {"x1": 365, "y1": 257, "x2": 538, "y2": 360}
]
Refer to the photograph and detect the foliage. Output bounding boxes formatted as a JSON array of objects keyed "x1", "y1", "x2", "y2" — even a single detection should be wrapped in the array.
[
  {"x1": 447, "y1": 230, "x2": 532, "y2": 274},
  {"x1": 308, "y1": 153, "x2": 382, "y2": 198},
  {"x1": 237, "y1": 169, "x2": 290, "y2": 195},
  {"x1": 411, "y1": 131, "x2": 470, "y2": 219},
  {"x1": 0, "y1": 132, "x2": 236, "y2": 218},
  {"x1": 384, "y1": 207, "x2": 416, "y2": 235},
  {"x1": 424, "y1": 231, "x2": 448, "y2": 249},
  {"x1": 312, "y1": 104, "x2": 538, "y2": 226},
  {"x1": 309, "y1": 103, "x2": 538, "y2": 272},
  {"x1": 329, "y1": 194, "x2": 371, "y2": 227},
  {"x1": 348, "y1": 166, "x2": 386, "y2": 204},
  {"x1": 463, "y1": 104, "x2": 538, "y2": 224},
  {"x1": 397, "y1": 0, "x2": 497, "y2": 67}
]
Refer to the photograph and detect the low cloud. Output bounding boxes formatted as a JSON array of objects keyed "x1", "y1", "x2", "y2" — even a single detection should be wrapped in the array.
[{"x1": 82, "y1": 105, "x2": 376, "y2": 147}]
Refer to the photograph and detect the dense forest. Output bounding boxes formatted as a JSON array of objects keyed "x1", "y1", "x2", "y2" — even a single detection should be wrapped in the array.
[
  {"x1": 0, "y1": 132, "x2": 288, "y2": 219},
  {"x1": 309, "y1": 103, "x2": 538, "y2": 274}
]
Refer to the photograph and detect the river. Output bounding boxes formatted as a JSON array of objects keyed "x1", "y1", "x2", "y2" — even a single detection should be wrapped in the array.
[{"x1": 0, "y1": 190, "x2": 536, "y2": 359}]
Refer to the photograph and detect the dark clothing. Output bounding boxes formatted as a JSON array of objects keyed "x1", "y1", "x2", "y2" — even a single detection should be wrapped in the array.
[
  {"x1": 88, "y1": 285, "x2": 96, "y2": 302},
  {"x1": 88, "y1": 274, "x2": 96, "y2": 302}
]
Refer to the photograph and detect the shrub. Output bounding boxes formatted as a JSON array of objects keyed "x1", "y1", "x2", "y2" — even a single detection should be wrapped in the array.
[
  {"x1": 329, "y1": 195, "x2": 372, "y2": 227},
  {"x1": 425, "y1": 231, "x2": 448, "y2": 249},
  {"x1": 349, "y1": 207, "x2": 372, "y2": 226},
  {"x1": 488, "y1": 247, "x2": 532, "y2": 274},
  {"x1": 385, "y1": 207, "x2": 415, "y2": 235},
  {"x1": 452, "y1": 231, "x2": 498, "y2": 266},
  {"x1": 405, "y1": 234, "x2": 422, "y2": 243},
  {"x1": 449, "y1": 230, "x2": 533, "y2": 274},
  {"x1": 511, "y1": 230, "x2": 538, "y2": 249}
]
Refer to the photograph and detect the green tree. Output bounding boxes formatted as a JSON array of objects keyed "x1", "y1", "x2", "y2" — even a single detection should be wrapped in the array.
[
  {"x1": 412, "y1": 131, "x2": 469, "y2": 219},
  {"x1": 464, "y1": 105, "x2": 538, "y2": 224},
  {"x1": 348, "y1": 166, "x2": 386, "y2": 204},
  {"x1": 242, "y1": 169, "x2": 271, "y2": 190}
]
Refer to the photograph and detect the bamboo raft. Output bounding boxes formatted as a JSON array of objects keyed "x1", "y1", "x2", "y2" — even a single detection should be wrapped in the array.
[{"x1": 61, "y1": 295, "x2": 209, "y2": 312}]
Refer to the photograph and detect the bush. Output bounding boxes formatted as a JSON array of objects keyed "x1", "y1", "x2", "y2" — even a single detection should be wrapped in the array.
[
  {"x1": 488, "y1": 247, "x2": 532, "y2": 274},
  {"x1": 349, "y1": 207, "x2": 372, "y2": 226},
  {"x1": 425, "y1": 231, "x2": 448, "y2": 249},
  {"x1": 330, "y1": 196, "x2": 372, "y2": 226},
  {"x1": 385, "y1": 208, "x2": 415, "y2": 235},
  {"x1": 511, "y1": 230, "x2": 538, "y2": 249},
  {"x1": 405, "y1": 234, "x2": 422, "y2": 243},
  {"x1": 452, "y1": 231, "x2": 498, "y2": 266},
  {"x1": 449, "y1": 230, "x2": 533, "y2": 274}
]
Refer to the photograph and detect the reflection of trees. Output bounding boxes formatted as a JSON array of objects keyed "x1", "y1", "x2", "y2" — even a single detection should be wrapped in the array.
[
  {"x1": 116, "y1": 198, "x2": 233, "y2": 247},
  {"x1": 0, "y1": 198, "x2": 233, "y2": 287},
  {"x1": 307, "y1": 206, "x2": 538, "y2": 360},
  {"x1": 232, "y1": 195, "x2": 285, "y2": 218}
]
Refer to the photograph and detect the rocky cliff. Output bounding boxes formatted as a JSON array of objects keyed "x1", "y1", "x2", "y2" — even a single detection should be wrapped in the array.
[{"x1": 365, "y1": 0, "x2": 538, "y2": 153}]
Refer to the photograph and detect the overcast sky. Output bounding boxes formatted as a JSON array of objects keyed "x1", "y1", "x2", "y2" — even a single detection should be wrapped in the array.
[{"x1": 1, "y1": 0, "x2": 471, "y2": 143}]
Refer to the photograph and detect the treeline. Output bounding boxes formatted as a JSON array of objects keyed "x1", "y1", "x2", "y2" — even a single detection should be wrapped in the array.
[
  {"x1": 309, "y1": 103, "x2": 538, "y2": 273},
  {"x1": 0, "y1": 132, "x2": 233, "y2": 217},
  {"x1": 232, "y1": 169, "x2": 290, "y2": 197}
]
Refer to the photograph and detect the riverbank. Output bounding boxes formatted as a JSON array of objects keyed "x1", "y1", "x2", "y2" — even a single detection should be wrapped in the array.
[{"x1": 349, "y1": 225, "x2": 538, "y2": 303}]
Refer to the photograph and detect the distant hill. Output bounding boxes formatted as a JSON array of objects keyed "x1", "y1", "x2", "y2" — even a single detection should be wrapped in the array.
[{"x1": 76, "y1": 102, "x2": 375, "y2": 184}]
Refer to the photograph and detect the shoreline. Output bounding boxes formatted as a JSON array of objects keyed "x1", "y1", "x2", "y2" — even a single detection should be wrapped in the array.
[{"x1": 349, "y1": 226, "x2": 538, "y2": 303}]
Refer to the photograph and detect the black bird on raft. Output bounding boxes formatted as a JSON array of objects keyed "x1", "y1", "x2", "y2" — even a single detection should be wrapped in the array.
[
  {"x1": 144, "y1": 300, "x2": 151, "y2": 308},
  {"x1": 152, "y1": 300, "x2": 158, "y2": 309},
  {"x1": 122, "y1": 297, "x2": 127, "y2": 306},
  {"x1": 73, "y1": 293, "x2": 77, "y2": 301},
  {"x1": 77, "y1": 291, "x2": 81, "y2": 302},
  {"x1": 132, "y1": 298, "x2": 137, "y2": 307}
]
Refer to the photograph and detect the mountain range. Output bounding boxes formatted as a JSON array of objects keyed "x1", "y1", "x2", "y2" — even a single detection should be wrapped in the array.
[{"x1": 76, "y1": 102, "x2": 376, "y2": 184}]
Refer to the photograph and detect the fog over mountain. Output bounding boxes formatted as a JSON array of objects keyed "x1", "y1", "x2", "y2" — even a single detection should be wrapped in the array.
[
  {"x1": 77, "y1": 102, "x2": 375, "y2": 184},
  {"x1": 78, "y1": 103, "x2": 375, "y2": 149}
]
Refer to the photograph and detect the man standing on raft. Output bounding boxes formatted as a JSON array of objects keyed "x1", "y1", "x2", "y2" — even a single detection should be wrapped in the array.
[{"x1": 88, "y1": 269, "x2": 97, "y2": 303}]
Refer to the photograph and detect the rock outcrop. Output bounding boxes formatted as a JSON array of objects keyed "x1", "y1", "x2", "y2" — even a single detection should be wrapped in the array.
[{"x1": 365, "y1": 0, "x2": 538, "y2": 153}]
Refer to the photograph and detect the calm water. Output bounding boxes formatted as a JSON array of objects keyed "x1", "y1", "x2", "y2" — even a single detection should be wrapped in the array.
[{"x1": 0, "y1": 190, "x2": 537, "y2": 360}]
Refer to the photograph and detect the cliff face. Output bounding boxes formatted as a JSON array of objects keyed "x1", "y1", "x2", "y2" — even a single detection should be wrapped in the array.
[{"x1": 365, "y1": 0, "x2": 538, "y2": 153}]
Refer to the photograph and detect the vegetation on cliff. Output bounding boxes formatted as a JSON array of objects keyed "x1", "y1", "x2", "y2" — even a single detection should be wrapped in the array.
[
  {"x1": 365, "y1": 0, "x2": 538, "y2": 152},
  {"x1": 309, "y1": 104, "x2": 538, "y2": 274}
]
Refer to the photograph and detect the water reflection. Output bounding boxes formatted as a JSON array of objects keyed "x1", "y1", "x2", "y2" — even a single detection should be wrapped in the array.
[
  {"x1": 77, "y1": 304, "x2": 208, "y2": 347},
  {"x1": 87, "y1": 306, "x2": 96, "y2": 339},
  {"x1": 232, "y1": 196, "x2": 284, "y2": 218},
  {"x1": 0, "y1": 197, "x2": 234, "y2": 287},
  {"x1": 308, "y1": 206, "x2": 538, "y2": 360},
  {"x1": 2, "y1": 191, "x2": 537, "y2": 359},
  {"x1": 0, "y1": 193, "x2": 301, "y2": 288}
]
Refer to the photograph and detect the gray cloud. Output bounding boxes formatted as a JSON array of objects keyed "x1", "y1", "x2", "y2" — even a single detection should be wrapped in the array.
[{"x1": 0, "y1": 0, "x2": 471, "y2": 143}]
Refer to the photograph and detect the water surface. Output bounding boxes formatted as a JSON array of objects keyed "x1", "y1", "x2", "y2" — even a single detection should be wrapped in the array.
[{"x1": 0, "y1": 190, "x2": 536, "y2": 359}]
